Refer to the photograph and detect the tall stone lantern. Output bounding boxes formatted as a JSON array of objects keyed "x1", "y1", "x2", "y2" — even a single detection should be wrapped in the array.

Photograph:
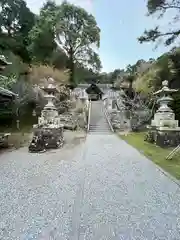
[
  {"x1": 29, "y1": 78, "x2": 64, "y2": 152},
  {"x1": 146, "y1": 80, "x2": 180, "y2": 147}
]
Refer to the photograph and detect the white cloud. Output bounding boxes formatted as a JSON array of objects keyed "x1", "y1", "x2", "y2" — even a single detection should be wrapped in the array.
[{"x1": 25, "y1": 0, "x2": 93, "y2": 13}]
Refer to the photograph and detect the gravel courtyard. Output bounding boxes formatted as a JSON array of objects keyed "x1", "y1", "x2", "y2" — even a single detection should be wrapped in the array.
[{"x1": 0, "y1": 133, "x2": 180, "y2": 239}]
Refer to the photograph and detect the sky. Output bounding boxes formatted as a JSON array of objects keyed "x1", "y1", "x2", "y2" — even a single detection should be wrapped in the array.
[{"x1": 25, "y1": 0, "x2": 172, "y2": 72}]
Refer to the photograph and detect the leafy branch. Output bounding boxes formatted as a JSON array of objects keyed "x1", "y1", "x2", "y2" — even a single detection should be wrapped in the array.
[{"x1": 138, "y1": 0, "x2": 180, "y2": 46}]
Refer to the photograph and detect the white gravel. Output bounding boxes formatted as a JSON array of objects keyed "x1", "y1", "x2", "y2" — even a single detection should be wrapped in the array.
[{"x1": 1, "y1": 132, "x2": 180, "y2": 239}]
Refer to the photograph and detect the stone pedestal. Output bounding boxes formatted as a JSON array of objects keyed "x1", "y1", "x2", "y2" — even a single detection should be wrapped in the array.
[
  {"x1": 29, "y1": 125, "x2": 64, "y2": 152},
  {"x1": 145, "y1": 126, "x2": 180, "y2": 147},
  {"x1": 156, "y1": 128, "x2": 180, "y2": 147},
  {"x1": 59, "y1": 113, "x2": 77, "y2": 130}
]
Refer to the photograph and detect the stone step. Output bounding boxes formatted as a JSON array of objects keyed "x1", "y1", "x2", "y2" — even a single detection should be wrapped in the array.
[
  {"x1": 90, "y1": 125, "x2": 110, "y2": 127},
  {"x1": 89, "y1": 123, "x2": 110, "y2": 126},
  {"x1": 89, "y1": 130, "x2": 110, "y2": 132},
  {"x1": 89, "y1": 128, "x2": 110, "y2": 131},
  {"x1": 89, "y1": 126, "x2": 111, "y2": 131},
  {"x1": 88, "y1": 101, "x2": 113, "y2": 133},
  {"x1": 89, "y1": 132, "x2": 111, "y2": 134},
  {"x1": 89, "y1": 125, "x2": 110, "y2": 128}
]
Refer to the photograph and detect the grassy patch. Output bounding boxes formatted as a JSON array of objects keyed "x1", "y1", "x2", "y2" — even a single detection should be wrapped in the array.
[
  {"x1": 8, "y1": 132, "x2": 32, "y2": 149},
  {"x1": 0, "y1": 125, "x2": 33, "y2": 150},
  {"x1": 120, "y1": 132, "x2": 180, "y2": 180}
]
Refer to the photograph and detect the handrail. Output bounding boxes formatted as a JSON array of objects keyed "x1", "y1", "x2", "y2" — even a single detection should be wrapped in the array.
[
  {"x1": 104, "y1": 106, "x2": 114, "y2": 132},
  {"x1": 87, "y1": 99, "x2": 91, "y2": 132}
]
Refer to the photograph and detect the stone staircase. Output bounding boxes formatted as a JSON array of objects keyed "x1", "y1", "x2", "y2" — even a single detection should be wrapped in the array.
[{"x1": 88, "y1": 101, "x2": 112, "y2": 134}]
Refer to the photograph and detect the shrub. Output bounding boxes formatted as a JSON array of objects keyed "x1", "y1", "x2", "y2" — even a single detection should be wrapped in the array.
[
  {"x1": 29, "y1": 64, "x2": 69, "y2": 85},
  {"x1": 1, "y1": 51, "x2": 28, "y2": 78},
  {"x1": 75, "y1": 107, "x2": 84, "y2": 114}
]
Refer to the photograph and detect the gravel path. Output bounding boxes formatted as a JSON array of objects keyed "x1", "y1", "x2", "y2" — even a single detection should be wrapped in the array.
[{"x1": 1, "y1": 133, "x2": 180, "y2": 239}]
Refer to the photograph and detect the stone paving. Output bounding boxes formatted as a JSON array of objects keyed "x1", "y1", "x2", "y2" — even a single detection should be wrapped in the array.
[{"x1": 0, "y1": 133, "x2": 180, "y2": 239}]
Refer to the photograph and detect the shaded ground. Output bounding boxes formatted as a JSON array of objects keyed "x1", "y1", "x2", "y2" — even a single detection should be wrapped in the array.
[
  {"x1": 0, "y1": 130, "x2": 86, "y2": 152},
  {"x1": 0, "y1": 133, "x2": 180, "y2": 239}
]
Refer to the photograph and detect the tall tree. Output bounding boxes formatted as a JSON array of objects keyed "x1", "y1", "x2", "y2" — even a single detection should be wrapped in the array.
[
  {"x1": 110, "y1": 69, "x2": 123, "y2": 85},
  {"x1": 28, "y1": 1, "x2": 57, "y2": 64},
  {"x1": 138, "y1": 0, "x2": 180, "y2": 46},
  {"x1": 55, "y1": 1, "x2": 101, "y2": 84}
]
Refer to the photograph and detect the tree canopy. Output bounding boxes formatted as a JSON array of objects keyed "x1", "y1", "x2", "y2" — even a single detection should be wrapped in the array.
[
  {"x1": 26, "y1": 1, "x2": 102, "y2": 84},
  {"x1": 28, "y1": 1, "x2": 57, "y2": 64},
  {"x1": 0, "y1": 0, "x2": 102, "y2": 84},
  {"x1": 55, "y1": 1, "x2": 101, "y2": 83},
  {"x1": 0, "y1": 0, "x2": 35, "y2": 62}
]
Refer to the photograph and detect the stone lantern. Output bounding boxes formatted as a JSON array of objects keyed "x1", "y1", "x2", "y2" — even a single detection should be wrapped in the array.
[
  {"x1": 29, "y1": 78, "x2": 64, "y2": 152},
  {"x1": 146, "y1": 80, "x2": 180, "y2": 147}
]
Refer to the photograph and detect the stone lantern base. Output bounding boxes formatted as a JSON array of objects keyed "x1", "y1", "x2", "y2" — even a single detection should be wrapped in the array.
[
  {"x1": 29, "y1": 125, "x2": 64, "y2": 153},
  {"x1": 145, "y1": 126, "x2": 180, "y2": 148}
]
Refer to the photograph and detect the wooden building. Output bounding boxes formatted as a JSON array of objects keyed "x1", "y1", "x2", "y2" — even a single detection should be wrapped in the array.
[{"x1": 85, "y1": 83, "x2": 104, "y2": 100}]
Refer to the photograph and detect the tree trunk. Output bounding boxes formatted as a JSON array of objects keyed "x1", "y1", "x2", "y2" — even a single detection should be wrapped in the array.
[
  {"x1": 70, "y1": 60, "x2": 74, "y2": 84},
  {"x1": 68, "y1": 49, "x2": 75, "y2": 86}
]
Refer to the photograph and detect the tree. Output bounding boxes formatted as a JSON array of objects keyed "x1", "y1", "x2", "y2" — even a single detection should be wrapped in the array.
[
  {"x1": 28, "y1": 1, "x2": 57, "y2": 64},
  {"x1": 126, "y1": 64, "x2": 137, "y2": 75},
  {"x1": 55, "y1": 1, "x2": 101, "y2": 84},
  {"x1": 0, "y1": 0, "x2": 35, "y2": 62},
  {"x1": 110, "y1": 69, "x2": 121, "y2": 84},
  {"x1": 50, "y1": 49, "x2": 68, "y2": 69},
  {"x1": 138, "y1": 0, "x2": 180, "y2": 46}
]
